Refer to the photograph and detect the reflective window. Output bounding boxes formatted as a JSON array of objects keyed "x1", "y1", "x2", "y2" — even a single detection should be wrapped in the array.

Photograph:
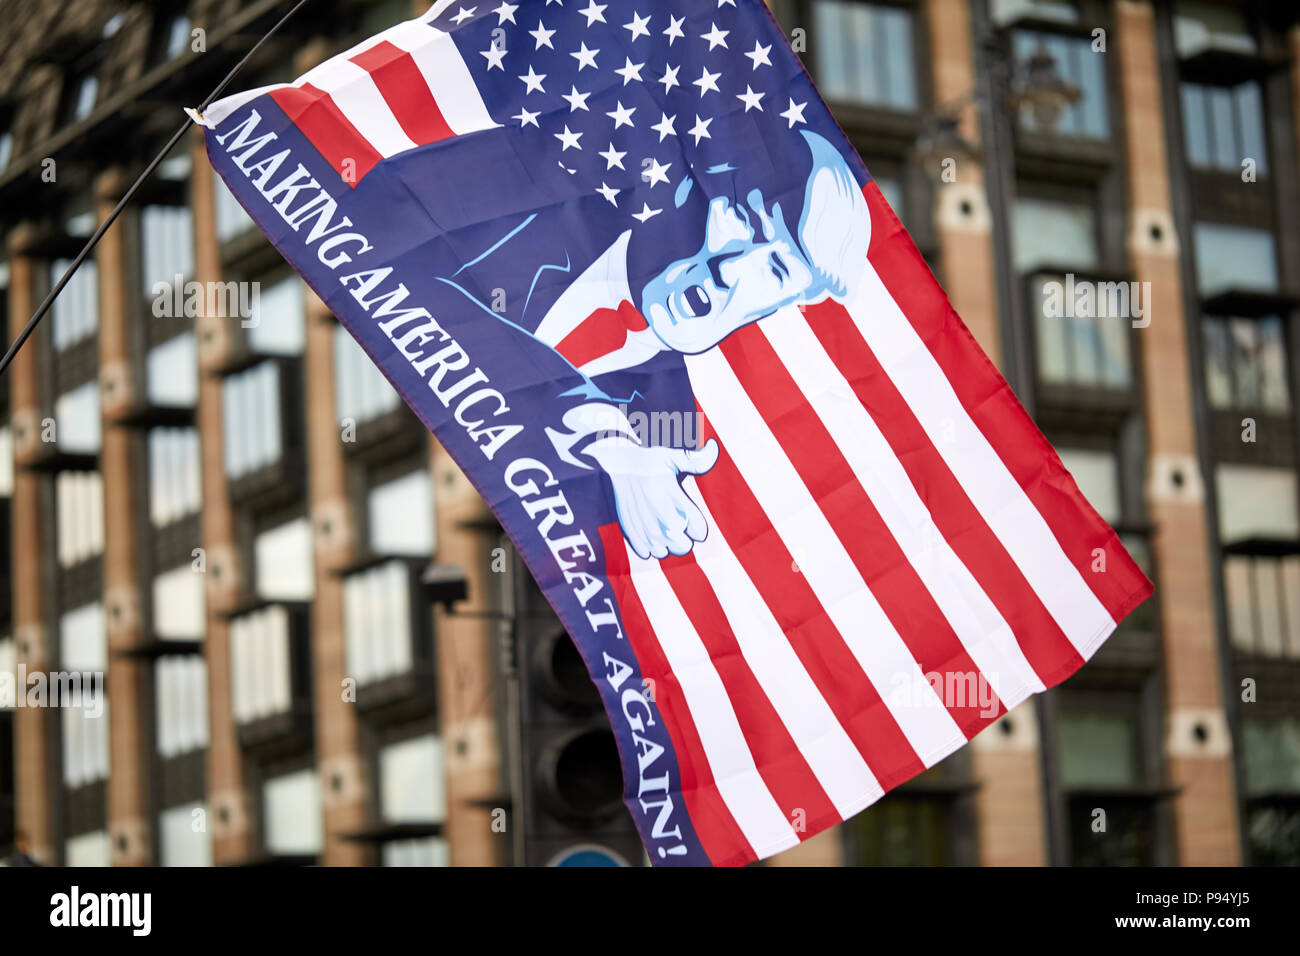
[
  {"x1": 213, "y1": 170, "x2": 255, "y2": 242},
  {"x1": 1013, "y1": 31, "x2": 1109, "y2": 138},
  {"x1": 1215, "y1": 465, "x2": 1300, "y2": 543},
  {"x1": 1181, "y1": 82, "x2": 1267, "y2": 174},
  {"x1": 334, "y1": 324, "x2": 401, "y2": 427},
  {"x1": 62, "y1": 690, "x2": 108, "y2": 786},
  {"x1": 379, "y1": 734, "x2": 449, "y2": 867},
  {"x1": 148, "y1": 427, "x2": 201, "y2": 526},
  {"x1": 1194, "y1": 224, "x2": 1278, "y2": 296},
  {"x1": 156, "y1": 656, "x2": 209, "y2": 757},
  {"x1": 229, "y1": 605, "x2": 293, "y2": 724},
  {"x1": 1057, "y1": 447, "x2": 1120, "y2": 524},
  {"x1": 54, "y1": 381, "x2": 101, "y2": 453},
  {"x1": 1203, "y1": 315, "x2": 1290, "y2": 413},
  {"x1": 141, "y1": 205, "x2": 195, "y2": 295},
  {"x1": 1058, "y1": 709, "x2": 1139, "y2": 789},
  {"x1": 1174, "y1": 1, "x2": 1256, "y2": 57},
  {"x1": 1224, "y1": 555, "x2": 1300, "y2": 658},
  {"x1": 246, "y1": 277, "x2": 305, "y2": 356},
  {"x1": 811, "y1": 1, "x2": 917, "y2": 111},
  {"x1": 160, "y1": 803, "x2": 212, "y2": 867},
  {"x1": 368, "y1": 469, "x2": 434, "y2": 556},
  {"x1": 222, "y1": 361, "x2": 282, "y2": 480},
  {"x1": 991, "y1": 0, "x2": 1078, "y2": 24},
  {"x1": 1030, "y1": 275, "x2": 1130, "y2": 389},
  {"x1": 146, "y1": 332, "x2": 199, "y2": 408},
  {"x1": 1013, "y1": 197, "x2": 1098, "y2": 272},
  {"x1": 60, "y1": 602, "x2": 106, "y2": 673},
  {"x1": 50, "y1": 258, "x2": 98, "y2": 351},
  {"x1": 344, "y1": 560, "x2": 414, "y2": 686},
  {"x1": 263, "y1": 769, "x2": 323, "y2": 856},
  {"x1": 153, "y1": 565, "x2": 205, "y2": 640},
  {"x1": 65, "y1": 829, "x2": 111, "y2": 866},
  {"x1": 55, "y1": 470, "x2": 104, "y2": 567},
  {"x1": 255, "y1": 517, "x2": 314, "y2": 601},
  {"x1": 1242, "y1": 718, "x2": 1300, "y2": 794}
]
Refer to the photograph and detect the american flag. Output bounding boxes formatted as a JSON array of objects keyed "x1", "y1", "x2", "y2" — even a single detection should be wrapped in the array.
[{"x1": 198, "y1": 0, "x2": 1152, "y2": 865}]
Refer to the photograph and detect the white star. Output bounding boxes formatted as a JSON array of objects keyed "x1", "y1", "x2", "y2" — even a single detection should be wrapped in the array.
[
  {"x1": 700, "y1": 22, "x2": 729, "y2": 50},
  {"x1": 688, "y1": 114, "x2": 714, "y2": 145},
  {"x1": 596, "y1": 182, "x2": 620, "y2": 206},
  {"x1": 633, "y1": 203, "x2": 662, "y2": 224},
  {"x1": 718, "y1": 0, "x2": 736, "y2": 6},
  {"x1": 736, "y1": 85, "x2": 765, "y2": 112},
  {"x1": 530, "y1": 21, "x2": 556, "y2": 49},
  {"x1": 599, "y1": 142, "x2": 627, "y2": 170},
  {"x1": 643, "y1": 157, "x2": 672, "y2": 187},
  {"x1": 518, "y1": 65, "x2": 546, "y2": 93},
  {"x1": 780, "y1": 97, "x2": 808, "y2": 127},
  {"x1": 623, "y1": 11, "x2": 651, "y2": 41},
  {"x1": 492, "y1": 1, "x2": 517, "y2": 25},
  {"x1": 554, "y1": 125, "x2": 583, "y2": 150},
  {"x1": 658, "y1": 64, "x2": 681, "y2": 93},
  {"x1": 605, "y1": 101, "x2": 636, "y2": 129},
  {"x1": 651, "y1": 112, "x2": 677, "y2": 142},
  {"x1": 663, "y1": 15, "x2": 685, "y2": 45},
  {"x1": 693, "y1": 66, "x2": 721, "y2": 96},
  {"x1": 571, "y1": 41, "x2": 599, "y2": 70},
  {"x1": 480, "y1": 45, "x2": 506, "y2": 70},
  {"x1": 614, "y1": 57, "x2": 644, "y2": 84},
  {"x1": 451, "y1": 5, "x2": 477, "y2": 25},
  {"x1": 579, "y1": 0, "x2": 606, "y2": 26},
  {"x1": 562, "y1": 85, "x2": 591, "y2": 111},
  {"x1": 513, "y1": 106, "x2": 539, "y2": 127},
  {"x1": 546, "y1": 0, "x2": 563, "y2": 5},
  {"x1": 745, "y1": 41, "x2": 772, "y2": 70}
]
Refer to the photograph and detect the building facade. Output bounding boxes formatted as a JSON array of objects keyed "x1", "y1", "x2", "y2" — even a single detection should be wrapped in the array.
[{"x1": 0, "y1": 0, "x2": 1296, "y2": 866}]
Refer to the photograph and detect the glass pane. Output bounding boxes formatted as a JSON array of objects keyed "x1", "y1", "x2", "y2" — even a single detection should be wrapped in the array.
[
  {"x1": 847, "y1": 794, "x2": 953, "y2": 866},
  {"x1": 54, "y1": 382, "x2": 101, "y2": 453},
  {"x1": 380, "y1": 734, "x2": 447, "y2": 823},
  {"x1": 1014, "y1": 198, "x2": 1097, "y2": 271},
  {"x1": 149, "y1": 427, "x2": 201, "y2": 526},
  {"x1": 263, "y1": 770, "x2": 323, "y2": 855},
  {"x1": 1256, "y1": 316, "x2": 1290, "y2": 412},
  {"x1": 1181, "y1": 84, "x2": 1211, "y2": 166},
  {"x1": 1057, "y1": 709, "x2": 1138, "y2": 788},
  {"x1": 247, "y1": 276, "x2": 305, "y2": 355},
  {"x1": 990, "y1": 0, "x2": 1079, "y2": 25},
  {"x1": 1223, "y1": 556, "x2": 1256, "y2": 653},
  {"x1": 55, "y1": 470, "x2": 104, "y2": 567},
  {"x1": 1174, "y1": 0, "x2": 1256, "y2": 57},
  {"x1": 368, "y1": 470, "x2": 435, "y2": 556},
  {"x1": 255, "y1": 517, "x2": 315, "y2": 600},
  {"x1": 1283, "y1": 556, "x2": 1300, "y2": 658},
  {"x1": 1215, "y1": 465, "x2": 1300, "y2": 542},
  {"x1": 214, "y1": 170, "x2": 255, "y2": 242},
  {"x1": 1229, "y1": 317, "x2": 1262, "y2": 407},
  {"x1": 1206, "y1": 86, "x2": 1238, "y2": 169},
  {"x1": 812, "y1": 1, "x2": 916, "y2": 110},
  {"x1": 1235, "y1": 83, "x2": 1268, "y2": 175},
  {"x1": 382, "y1": 837, "x2": 451, "y2": 867},
  {"x1": 147, "y1": 332, "x2": 198, "y2": 408},
  {"x1": 60, "y1": 602, "x2": 106, "y2": 672},
  {"x1": 1241, "y1": 718, "x2": 1300, "y2": 795},
  {"x1": 1203, "y1": 317, "x2": 1233, "y2": 408},
  {"x1": 65, "y1": 830, "x2": 111, "y2": 867},
  {"x1": 50, "y1": 259, "x2": 98, "y2": 351},
  {"x1": 345, "y1": 559, "x2": 413, "y2": 686},
  {"x1": 155, "y1": 655, "x2": 208, "y2": 757},
  {"x1": 153, "y1": 565, "x2": 205, "y2": 639},
  {"x1": 1034, "y1": 278, "x2": 1071, "y2": 384},
  {"x1": 141, "y1": 205, "x2": 195, "y2": 294},
  {"x1": 334, "y1": 324, "x2": 400, "y2": 426},
  {"x1": 1057, "y1": 448, "x2": 1121, "y2": 523},
  {"x1": 160, "y1": 803, "x2": 212, "y2": 866},
  {"x1": 222, "y1": 361, "x2": 282, "y2": 479},
  {"x1": 1194, "y1": 224, "x2": 1278, "y2": 295}
]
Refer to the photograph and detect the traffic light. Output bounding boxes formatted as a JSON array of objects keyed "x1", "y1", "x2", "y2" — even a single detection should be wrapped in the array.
[{"x1": 512, "y1": 565, "x2": 643, "y2": 867}]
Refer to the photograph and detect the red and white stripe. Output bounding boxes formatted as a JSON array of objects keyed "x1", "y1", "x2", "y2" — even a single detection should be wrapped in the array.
[
  {"x1": 604, "y1": 183, "x2": 1151, "y2": 866},
  {"x1": 198, "y1": 13, "x2": 497, "y2": 186}
]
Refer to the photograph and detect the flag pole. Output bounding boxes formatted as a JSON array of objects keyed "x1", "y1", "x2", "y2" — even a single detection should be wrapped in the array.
[{"x1": 0, "y1": 0, "x2": 314, "y2": 380}]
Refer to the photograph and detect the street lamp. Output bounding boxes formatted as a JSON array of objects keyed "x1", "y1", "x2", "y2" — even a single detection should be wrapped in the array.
[{"x1": 1011, "y1": 46, "x2": 1083, "y2": 132}]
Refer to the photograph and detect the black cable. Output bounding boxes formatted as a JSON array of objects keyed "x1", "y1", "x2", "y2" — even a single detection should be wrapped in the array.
[{"x1": 0, "y1": 0, "x2": 314, "y2": 379}]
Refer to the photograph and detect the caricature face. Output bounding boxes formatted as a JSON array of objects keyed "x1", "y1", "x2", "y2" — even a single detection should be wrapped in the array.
[{"x1": 639, "y1": 189, "x2": 816, "y2": 354}]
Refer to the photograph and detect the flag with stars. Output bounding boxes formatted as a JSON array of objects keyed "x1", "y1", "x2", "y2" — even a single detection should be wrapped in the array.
[{"x1": 195, "y1": 0, "x2": 1152, "y2": 866}]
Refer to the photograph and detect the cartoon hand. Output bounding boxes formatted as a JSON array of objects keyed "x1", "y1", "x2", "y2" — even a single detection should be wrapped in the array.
[{"x1": 586, "y1": 437, "x2": 720, "y2": 560}]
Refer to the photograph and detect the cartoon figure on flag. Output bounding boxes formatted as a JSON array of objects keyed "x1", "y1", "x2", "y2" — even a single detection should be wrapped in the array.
[{"x1": 440, "y1": 130, "x2": 869, "y2": 559}]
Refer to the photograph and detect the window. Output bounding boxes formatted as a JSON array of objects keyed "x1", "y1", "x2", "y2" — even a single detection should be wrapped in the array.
[
  {"x1": 1215, "y1": 465, "x2": 1299, "y2": 543},
  {"x1": 62, "y1": 689, "x2": 108, "y2": 787},
  {"x1": 344, "y1": 560, "x2": 414, "y2": 686},
  {"x1": 334, "y1": 324, "x2": 401, "y2": 427},
  {"x1": 1029, "y1": 275, "x2": 1130, "y2": 389},
  {"x1": 1173, "y1": 1, "x2": 1256, "y2": 58},
  {"x1": 153, "y1": 566, "x2": 205, "y2": 640},
  {"x1": 229, "y1": 605, "x2": 293, "y2": 724},
  {"x1": 379, "y1": 734, "x2": 449, "y2": 867},
  {"x1": 222, "y1": 361, "x2": 282, "y2": 479},
  {"x1": 156, "y1": 656, "x2": 208, "y2": 757},
  {"x1": 54, "y1": 382, "x2": 101, "y2": 453},
  {"x1": 160, "y1": 803, "x2": 212, "y2": 867},
  {"x1": 213, "y1": 171, "x2": 255, "y2": 242},
  {"x1": 246, "y1": 277, "x2": 304, "y2": 356},
  {"x1": 65, "y1": 829, "x2": 110, "y2": 866},
  {"x1": 263, "y1": 769, "x2": 323, "y2": 856},
  {"x1": 148, "y1": 427, "x2": 201, "y2": 526},
  {"x1": 0, "y1": 129, "x2": 12, "y2": 172},
  {"x1": 254, "y1": 517, "x2": 314, "y2": 601},
  {"x1": 1203, "y1": 315, "x2": 1290, "y2": 413},
  {"x1": 49, "y1": 258, "x2": 98, "y2": 351},
  {"x1": 141, "y1": 205, "x2": 195, "y2": 295},
  {"x1": 1193, "y1": 224, "x2": 1278, "y2": 296},
  {"x1": 1241, "y1": 718, "x2": 1300, "y2": 865},
  {"x1": 991, "y1": 0, "x2": 1078, "y2": 25},
  {"x1": 1013, "y1": 31, "x2": 1109, "y2": 138},
  {"x1": 1057, "y1": 447, "x2": 1121, "y2": 523},
  {"x1": 146, "y1": 332, "x2": 198, "y2": 408},
  {"x1": 164, "y1": 15, "x2": 193, "y2": 59},
  {"x1": 61, "y1": 602, "x2": 105, "y2": 673},
  {"x1": 811, "y1": 1, "x2": 917, "y2": 111},
  {"x1": 55, "y1": 470, "x2": 104, "y2": 567},
  {"x1": 1181, "y1": 82, "x2": 1267, "y2": 174},
  {"x1": 368, "y1": 469, "x2": 434, "y2": 555},
  {"x1": 844, "y1": 792, "x2": 957, "y2": 865},
  {"x1": 1013, "y1": 197, "x2": 1098, "y2": 272},
  {"x1": 71, "y1": 76, "x2": 99, "y2": 121},
  {"x1": 1224, "y1": 555, "x2": 1300, "y2": 658}
]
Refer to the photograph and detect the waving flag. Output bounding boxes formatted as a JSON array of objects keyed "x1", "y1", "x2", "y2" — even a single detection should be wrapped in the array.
[{"x1": 195, "y1": 0, "x2": 1152, "y2": 865}]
